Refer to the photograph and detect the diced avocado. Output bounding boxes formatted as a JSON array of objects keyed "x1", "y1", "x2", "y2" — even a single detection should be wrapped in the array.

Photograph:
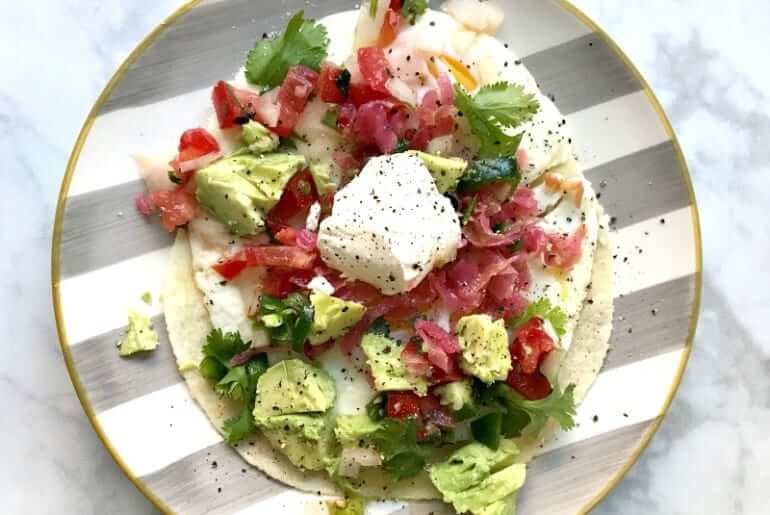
[
  {"x1": 308, "y1": 292, "x2": 366, "y2": 345},
  {"x1": 309, "y1": 161, "x2": 338, "y2": 195},
  {"x1": 195, "y1": 160, "x2": 266, "y2": 235},
  {"x1": 253, "y1": 359, "x2": 336, "y2": 418},
  {"x1": 407, "y1": 150, "x2": 468, "y2": 193},
  {"x1": 241, "y1": 120, "x2": 279, "y2": 153},
  {"x1": 430, "y1": 441, "x2": 525, "y2": 515},
  {"x1": 196, "y1": 154, "x2": 306, "y2": 235},
  {"x1": 256, "y1": 414, "x2": 336, "y2": 471},
  {"x1": 449, "y1": 464, "x2": 526, "y2": 515},
  {"x1": 361, "y1": 334, "x2": 428, "y2": 395},
  {"x1": 334, "y1": 415, "x2": 383, "y2": 447},
  {"x1": 118, "y1": 310, "x2": 159, "y2": 356},
  {"x1": 327, "y1": 496, "x2": 365, "y2": 515},
  {"x1": 456, "y1": 314, "x2": 512, "y2": 384},
  {"x1": 429, "y1": 441, "x2": 519, "y2": 494},
  {"x1": 434, "y1": 380, "x2": 474, "y2": 412},
  {"x1": 476, "y1": 493, "x2": 519, "y2": 515}
]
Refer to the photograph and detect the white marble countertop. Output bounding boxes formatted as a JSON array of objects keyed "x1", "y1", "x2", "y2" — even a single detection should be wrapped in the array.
[{"x1": 1, "y1": 0, "x2": 767, "y2": 513}]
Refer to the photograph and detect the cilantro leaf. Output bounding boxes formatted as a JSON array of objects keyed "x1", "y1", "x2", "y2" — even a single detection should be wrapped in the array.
[
  {"x1": 383, "y1": 451, "x2": 426, "y2": 480},
  {"x1": 401, "y1": 0, "x2": 428, "y2": 24},
  {"x1": 223, "y1": 404, "x2": 257, "y2": 444},
  {"x1": 245, "y1": 11, "x2": 329, "y2": 89},
  {"x1": 511, "y1": 383, "x2": 577, "y2": 434},
  {"x1": 511, "y1": 297, "x2": 568, "y2": 337},
  {"x1": 215, "y1": 357, "x2": 268, "y2": 401},
  {"x1": 202, "y1": 329, "x2": 250, "y2": 365},
  {"x1": 258, "y1": 293, "x2": 314, "y2": 352},
  {"x1": 454, "y1": 82, "x2": 539, "y2": 157}
]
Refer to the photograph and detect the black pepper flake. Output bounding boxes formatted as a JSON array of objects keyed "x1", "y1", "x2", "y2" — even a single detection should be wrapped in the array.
[
  {"x1": 660, "y1": 218, "x2": 666, "y2": 224},
  {"x1": 592, "y1": 415, "x2": 599, "y2": 422}
]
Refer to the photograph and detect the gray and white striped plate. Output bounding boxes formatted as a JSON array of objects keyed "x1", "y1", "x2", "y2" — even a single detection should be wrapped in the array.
[{"x1": 51, "y1": 1, "x2": 702, "y2": 514}]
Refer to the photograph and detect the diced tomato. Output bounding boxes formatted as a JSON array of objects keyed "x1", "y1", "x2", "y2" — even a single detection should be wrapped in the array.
[
  {"x1": 430, "y1": 356, "x2": 465, "y2": 385},
  {"x1": 179, "y1": 128, "x2": 219, "y2": 155},
  {"x1": 212, "y1": 81, "x2": 252, "y2": 129},
  {"x1": 506, "y1": 364, "x2": 552, "y2": 401},
  {"x1": 261, "y1": 267, "x2": 315, "y2": 297},
  {"x1": 510, "y1": 317, "x2": 554, "y2": 374},
  {"x1": 213, "y1": 246, "x2": 316, "y2": 280},
  {"x1": 400, "y1": 339, "x2": 431, "y2": 377},
  {"x1": 386, "y1": 392, "x2": 422, "y2": 419},
  {"x1": 378, "y1": 8, "x2": 402, "y2": 48},
  {"x1": 318, "y1": 63, "x2": 348, "y2": 104},
  {"x1": 358, "y1": 47, "x2": 392, "y2": 93},
  {"x1": 336, "y1": 103, "x2": 358, "y2": 131},
  {"x1": 267, "y1": 170, "x2": 318, "y2": 230},
  {"x1": 148, "y1": 188, "x2": 197, "y2": 232},
  {"x1": 389, "y1": 0, "x2": 403, "y2": 8},
  {"x1": 274, "y1": 65, "x2": 319, "y2": 137},
  {"x1": 348, "y1": 83, "x2": 391, "y2": 107}
]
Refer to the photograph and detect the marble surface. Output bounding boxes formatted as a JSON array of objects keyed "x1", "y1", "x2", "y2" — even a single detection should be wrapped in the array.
[{"x1": 1, "y1": 0, "x2": 767, "y2": 513}]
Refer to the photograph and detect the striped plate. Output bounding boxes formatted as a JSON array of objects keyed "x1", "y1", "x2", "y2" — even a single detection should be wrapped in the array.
[{"x1": 51, "y1": 1, "x2": 702, "y2": 514}]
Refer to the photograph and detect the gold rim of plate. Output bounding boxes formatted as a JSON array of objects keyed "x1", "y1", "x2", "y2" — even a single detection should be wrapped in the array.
[{"x1": 50, "y1": 1, "x2": 703, "y2": 514}]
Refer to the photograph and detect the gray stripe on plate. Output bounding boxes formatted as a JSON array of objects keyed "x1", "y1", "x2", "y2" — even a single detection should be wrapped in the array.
[
  {"x1": 584, "y1": 141, "x2": 689, "y2": 230},
  {"x1": 517, "y1": 418, "x2": 656, "y2": 515},
  {"x1": 604, "y1": 274, "x2": 695, "y2": 371},
  {"x1": 522, "y1": 33, "x2": 641, "y2": 116},
  {"x1": 59, "y1": 141, "x2": 683, "y2": 279},
  {"x1": 102, "y1": 0, "x2": 354, "y2": 112},
  {"x1": 74, "y1": 273, "x2": 695, "y2": 415},
  {"x1": 69, "y1": 316, "x2": 180, "y2": 413},
  {"x1": 140, "y1": 441, "x2": 288, "y2": 515},
  {"x1": 60, "y1": 180, "x2": 173, "y2": 278}
]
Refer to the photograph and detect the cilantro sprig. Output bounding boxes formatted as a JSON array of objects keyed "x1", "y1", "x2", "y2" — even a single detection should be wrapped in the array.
[
  {"x1": 258, "y1": 293, "x2": 314, "y2": 352},
  {"x1": 510, "y1": 297, "x2": 568, "y2": 337},
  {"x1": 371, "y1": 418, "x2": 428, "y2": 480},
  {"x1": 401, "y1": 0, "x2": 428, "y2": 24},
  {"x1": 245, "y1": 11, "x2": 329, "y2": 89},
  {"x1": 454, "y1": 82, "x2": 540, "y2": 157},
  {"x1": 199, "y1": 329, "x2": 268, "y2": 443}
]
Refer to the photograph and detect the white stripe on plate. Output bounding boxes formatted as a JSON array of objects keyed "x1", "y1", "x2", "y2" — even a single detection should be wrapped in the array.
[
  {"x1": 538, "y1": 348, "x2": 683, "y2": 455},
  {"x1": 569, "y1": 91, "x2": 670, "y2": 171},
  {"x1": 96, "y1": 382, "x2": 222, "y2": 477},
  {"x1": 612, "y1": 206, "x2": 696, "y2": 298},
  {"x1": 60, "y1": 247, "x2": 169, "y2": 345}
]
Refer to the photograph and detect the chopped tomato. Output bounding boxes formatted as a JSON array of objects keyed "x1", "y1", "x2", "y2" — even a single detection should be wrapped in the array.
[
  {"x1": 336, "y1": 103, "x2": 358, "y2": 131},
  {"x1": 179, "y1": 128, "x2": 219, "y2": 155},
  {"x1": 213, "y1": 246, "x2": 316, "y2": 280},
  {"x1": 212, "y1": 80, "x2": 254, "y2": 129},
  {"x1": 510, "y1": 318, "x2": 554, "y2": 374},
  {"x1": 400, "y1": 339, "x2": 431, "y2": 377},
  {"x1": 274, "y1": 65, "x2": 318, "y2": 137},
  {"x1": 378, "y1": 8, "x2": 402, "y2": 48},
  {"x1": 348, "y1": 83, "x2": 391, "y2": 107},
  {"x1": 267, "y1": 170, "x2": 317, "y2": 230},
  {"x1": 430, "y1": 356, "x2": 465, "y2": 385},
  {"x1": 261, "y1": 267, "x2": 315, "y2": 297},
  {"x1": 506, "y1": 364, "x2": 552, "y2": 401},
  {"x1": 389, "y1": 0, "x2": 402, "y2": 8},
  {"x1": 386, "y1": 392, "x2": 422, "y2": 419},
  {"x1": 318, "y1": 63, "x2": 348, "y2": 104},
  {"x1": 148, "y1": 188, "x2": 197, "y2": 232},
  {"x1": 358, "y1": 47, "x2": 392, "y2": 94}
]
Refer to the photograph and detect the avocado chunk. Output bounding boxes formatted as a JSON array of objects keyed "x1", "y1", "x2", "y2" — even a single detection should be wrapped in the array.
[
  {"x1": 434, "y1": 380, "x2": 474, "y2": 412},
  {"x1": 430, "y1": 441, "x2": 525, "y2": 515},
  {"x1": 253, "y1": 359, "x2": 336, "y2": 418},
  {"x1": 118, "y1": 310, "x2": 159, "y2": 356},
  {"x1": 334, "y1": 415, "x2": 383, "y2": 447},
  {"x1": 241, "y1": 120, "x2": 280, "y2": 154},
  {"x1": 196, "y1": 154, "x2": 307, "y2": 235},
  {"x1": 309, "y1": 161, "x2": 339, "y2": 195},
  {"x1": 256, "y1": 414, "x2": 336, "y2": 471},
  {"x1": 309, "y1": 292, "x2": 366, "y2": 345},
  {"x1": 456, "y1": 314, "x2": 512, "y2": 384},
  {"x1": 195, "y1": 162, "x2": 266, "y2": 235},
  {"x1": 407, "y1": 150, "x2": 468, "y2": 193},
  {"x1": 361, "y1": 334, "x2": 428, "y2": 395}
]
